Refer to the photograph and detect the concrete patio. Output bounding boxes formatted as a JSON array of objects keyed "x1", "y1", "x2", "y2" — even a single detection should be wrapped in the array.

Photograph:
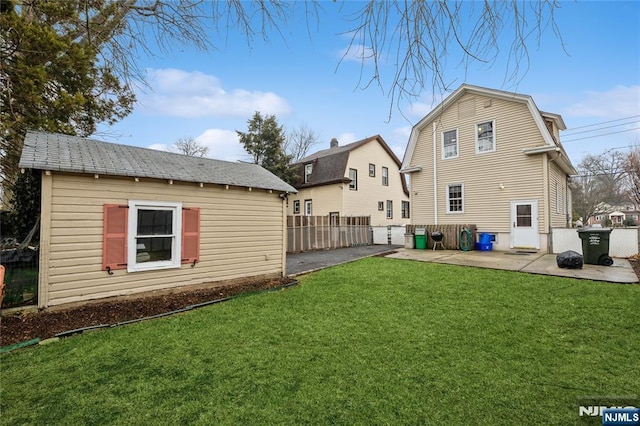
[{"x1": 385, "y1": 248, "x2": 639, "y2": 284}]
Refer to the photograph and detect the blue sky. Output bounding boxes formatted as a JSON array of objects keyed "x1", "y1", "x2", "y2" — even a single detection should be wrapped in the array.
[{"x1": 97, "y1": 1, "x2": 640, "y2": 168}]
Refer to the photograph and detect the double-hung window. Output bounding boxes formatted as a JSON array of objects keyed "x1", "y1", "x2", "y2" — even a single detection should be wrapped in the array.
[
  {"x1": 386, "y1": 200, "x2": 393, "y2": 219},
  {"x1": 293, "y1": 200, "x2": 300, "y2": 214},
  {"x1": 446, "y1": 184, "x2": 464, "y2": 213},
  {"x1": 443, "y1": 130, "x2": 458, "y2": 159},
  {"x1": 128, "y1": 200, "x2": 182, "y2": 272},
  {"x1": 401, "y1": 201, "x2": 410, "y2": 218},
  {"x1": 103, "y1": 202, "x2": 199, "y2": 273},
  {"x1": 381, "y1": 167, "x2": 388, "y2": 186},
  {"x1": 476, "y1": 120, "x2": 495, "y2": 153},
  {"x1": 349, "y1": 168, "x2": 358, "y2": 190},
  {"x1": 369, "y1": 163, "x2": 376, "y2": 177},
  {"x1": 304, "y1": 199, "x2": 313, "y2": 216}
]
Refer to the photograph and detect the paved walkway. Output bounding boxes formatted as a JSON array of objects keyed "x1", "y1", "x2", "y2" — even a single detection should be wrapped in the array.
[
  {"x1": 288, "y1": 245, "x2": 638, "y2": 284},
  {"x1": 287, "y1": 245, "x2": 402, "y2": 275}
]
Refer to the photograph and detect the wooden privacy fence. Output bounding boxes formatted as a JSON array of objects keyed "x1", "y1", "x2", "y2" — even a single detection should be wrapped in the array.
[
  {"x1": 406, "y1": 224, "x2": 477, "y2": 250},
  {"x1": 287, "y1": 215, "x2": 372, "y2": 253}
]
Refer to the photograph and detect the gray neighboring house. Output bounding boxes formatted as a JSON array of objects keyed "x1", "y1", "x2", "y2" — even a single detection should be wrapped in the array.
[{"x1": 19, "y1": 131, "x2": 296, "y2": 308}]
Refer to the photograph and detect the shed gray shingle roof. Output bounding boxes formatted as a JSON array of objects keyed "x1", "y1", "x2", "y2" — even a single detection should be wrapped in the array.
[{"x1": 19, "y1": 131, "x2": 297, "y2": 193}]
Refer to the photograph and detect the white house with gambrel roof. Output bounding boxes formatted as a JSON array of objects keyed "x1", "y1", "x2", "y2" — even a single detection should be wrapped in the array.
[{"x1": 401, "y1": 84, "x2": 577, "y2": 252}]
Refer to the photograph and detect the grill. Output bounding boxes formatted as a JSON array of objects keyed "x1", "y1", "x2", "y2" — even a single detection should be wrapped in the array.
[{"x1": 431, "y1": 231, "x2": 444, "y2": 250}]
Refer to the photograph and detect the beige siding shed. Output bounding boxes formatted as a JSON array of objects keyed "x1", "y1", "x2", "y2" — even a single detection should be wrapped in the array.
[{"x1": 19, "y1": 131, "x2": 297, "y2": 308}]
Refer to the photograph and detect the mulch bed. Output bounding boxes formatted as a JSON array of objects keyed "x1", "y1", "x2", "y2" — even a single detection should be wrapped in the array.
[{"x1": 1, "y1": 277, "x2": 295, "y2": 348}]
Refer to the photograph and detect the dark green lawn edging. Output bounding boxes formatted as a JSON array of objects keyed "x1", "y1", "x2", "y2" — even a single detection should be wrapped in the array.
[{"x1": 1, "y1": 258, "x2": 638, "y2": 425}]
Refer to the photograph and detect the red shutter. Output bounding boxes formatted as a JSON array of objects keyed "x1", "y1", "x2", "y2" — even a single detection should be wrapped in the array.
[
  {"x1": 182, "y1": 207, "x2": 200, "y2": 264},
  {"x1": 102, "y1": 204, "x2": 128, "y2": 271}
]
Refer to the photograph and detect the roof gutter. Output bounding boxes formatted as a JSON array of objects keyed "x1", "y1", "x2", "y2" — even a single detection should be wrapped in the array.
[
  {"x1": 523, "y1": 146, "x2": 559, "y2": 155},
  {"x1": 400, "y1": 166, "x2": 422, "y2": 173},
  {"x1": 523, "y1": 146, "x2": 576, "y2": 176}
]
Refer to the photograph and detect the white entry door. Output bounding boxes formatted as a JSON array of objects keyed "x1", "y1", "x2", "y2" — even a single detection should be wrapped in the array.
[{"x1": 510, "y1": 200, "x2": 539, "y2": 249}]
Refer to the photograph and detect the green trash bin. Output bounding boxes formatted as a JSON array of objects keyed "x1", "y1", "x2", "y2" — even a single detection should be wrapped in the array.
[
  {"x1": 414, "y1": 228, "x2": 427, "y2": 250},
  {"x1": 577, "y1": 228, "x2": 613, "y2": 266}
]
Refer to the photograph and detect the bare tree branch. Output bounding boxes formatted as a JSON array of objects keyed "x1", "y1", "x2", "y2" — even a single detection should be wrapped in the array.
[
  {"x1": 338, "y1": 1, "x2": 565, "y2": 121},
  {"x1": 284, "y1": 124, "x2": 320, "y2": 162},
  {"x1": 172, "y1": 136, "x2": 208, "y2": 157}
]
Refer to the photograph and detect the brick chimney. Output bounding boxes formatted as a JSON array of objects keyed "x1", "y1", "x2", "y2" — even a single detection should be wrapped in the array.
[{"x1": 330, "y1": 138, "x2": 339, "y2": 148}]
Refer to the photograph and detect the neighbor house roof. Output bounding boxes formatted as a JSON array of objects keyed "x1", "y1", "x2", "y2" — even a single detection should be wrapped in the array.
[
  {"x1": 19, "y1": 131, "x2": 297, "y2": 193},
  {"x1": 292, "y1": 135, "x2": 408, "y2": 193},
  {"x1": 401, "y1": 84, "x2": 577, "y2": 176}
]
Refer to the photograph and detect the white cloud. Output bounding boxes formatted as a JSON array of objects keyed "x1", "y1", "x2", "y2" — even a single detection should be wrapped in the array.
[
  {"x1": 138, "y1": 68, "x2": 292, "y2": 118},
  {"x1": 406, "y1": 102, "x2": 432, "y2": 118},
  {"x1": 337, "y1": 132, "x2": 358, "y2": 144},
  {"x1": 337, "y1": 44, "x2": 376, "y2": 63},
  {"x1": 389, "y1": 126, "x2": 411, "y2": 159},
  {"x1": 564, "y1": 85, "x2": 640, "y2": 118},
  {"x1": 147, "y1": 129, "x2": 247, "y2": 162},
  {"x1": 195, "y1": 129, "x2": 247, "y2": 162},
  {"x1": 147, "y1": 143, "x2": 170, "y2": 152}
]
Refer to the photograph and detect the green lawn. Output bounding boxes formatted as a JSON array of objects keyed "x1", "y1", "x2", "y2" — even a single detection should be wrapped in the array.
[{"x1": 1, "y1": 258, "x2": 639, "y2": 425}]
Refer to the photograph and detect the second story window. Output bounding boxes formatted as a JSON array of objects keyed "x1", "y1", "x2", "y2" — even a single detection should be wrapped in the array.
[
  {"x1": 304, "y1": 199, "x2": 312, "y2": 216},
  {"x1": 443, "y1": 129, "x2": 458, "y2": 159},
  {"x1": 293, "y1": 200, "x2": 300, "y2": 214},
  {"x1": 476, "y1": 120, "x2": 495, "y2": 153},
  {"x1": 349, "y1": 168, "x2": 358, "y2": 190},
  {"x1": 382, "y1": 167, "x2": 388, "y2": 186},
  {"x1": 304, "y1": 163, "x2": 313, "y2": 183},
  {"x1": 386, "y1": 200, "x2": 393, "y2": 219},
  {"x1": 369, "y1": 163, "x2": 375, "y2": 177}
]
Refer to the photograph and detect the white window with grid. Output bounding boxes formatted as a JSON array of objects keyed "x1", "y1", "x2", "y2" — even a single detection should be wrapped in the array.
[{"x1": 446, "y1": 184, "x2": 464, "y2": 213}]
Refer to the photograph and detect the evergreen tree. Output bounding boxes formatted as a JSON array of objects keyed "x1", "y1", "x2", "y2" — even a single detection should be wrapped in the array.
[
  {"x1": 237, "y1": 112, "x2": 298, "y2": 185},
  {"x1": 1, "y1": 0, "x2": 135, "y2": 207}
]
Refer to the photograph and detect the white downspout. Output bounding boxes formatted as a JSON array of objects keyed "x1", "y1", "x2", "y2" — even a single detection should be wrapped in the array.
[{"x1": 433, "y1": 122, "x2": 438, "y2": 225}]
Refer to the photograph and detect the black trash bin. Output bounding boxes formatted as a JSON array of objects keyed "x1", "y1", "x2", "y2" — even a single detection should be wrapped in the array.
[{"x1": 577, "y1": 228, "x2": 613, "y2": 266}]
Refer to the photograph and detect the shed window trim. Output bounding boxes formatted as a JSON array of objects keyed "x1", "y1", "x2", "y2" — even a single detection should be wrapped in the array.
[{"x1": 128, "y1": 200, "x2": 183, "y2": 272}]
